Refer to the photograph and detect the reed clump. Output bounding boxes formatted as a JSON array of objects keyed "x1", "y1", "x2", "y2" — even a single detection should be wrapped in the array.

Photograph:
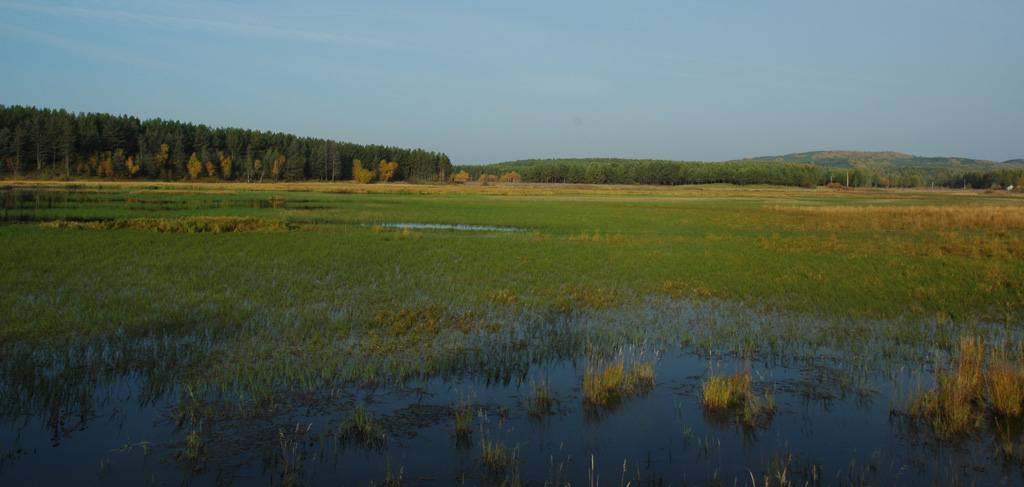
[
  {"x1": 701, "y1": 371, "x2": 751, "y2": 410},
  {"x1": 453, "y1": 405, "x2": 474, "y2": 438},
  {"x1": 700, "y1": 370, "x2": 775, "y2": 427},
  {"x1": 582, "y1": 358, "x2": 655, "y2": 409},
  {"x1": 479, "y1": 436, "x2": 516, "y2": 472},
  {"x1": 906, "y1": 337, "x2": 1024, "y2": 439},
  {"x1": 337, "y1": 405, "x2": 387, "y2": 449},
  {"x1": 176, "y1": 428, "x2": 205, "y2": 471},
  {"x1": 988, "y1": 355, "x2": 1024, "y2": 417},
  {"x1": 526, "y1": 380, "x2": 556, "y2": 418}
]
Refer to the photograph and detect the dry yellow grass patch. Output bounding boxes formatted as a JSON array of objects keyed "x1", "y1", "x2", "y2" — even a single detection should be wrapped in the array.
[
  {"x1": 40, "y1": 216, "x2": 292, "y2": 233},
  {"x1": 768, "y1": 204, "x2": 1024, "y2": 232}
]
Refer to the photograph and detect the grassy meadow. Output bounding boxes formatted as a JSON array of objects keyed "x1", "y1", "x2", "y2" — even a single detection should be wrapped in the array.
[{"x1": 2, "y1": 180, "x2": 1024, "y2": 484}]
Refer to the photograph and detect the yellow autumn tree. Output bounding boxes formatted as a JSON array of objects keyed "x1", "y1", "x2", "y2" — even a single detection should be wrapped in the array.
[
  {"x1": 499, "y1": 171, "x2": 521, "y2": 183},
  {"x1": 98, "y1": 152, "x2": 114, "y2": 178},
  {"x1": 125, "y1": 156, "x2": 140, "y2": 177},
  {"x1": 253, "y1": 159, "x2": 264, "y2": 182},
  {"x1": 353, "y1": 159, "x2": 376, "y2": 183},
  {"x1": 271, "y1": 155, "x2": 286, "y2": 180},
  {"x1": 378, "y1": 159, "x2": 398, "y2": 182},
  {"x1": 219, "y1": 151, "x2": 232, "y2": 180},
  {"x1": 452, "y1": 170, "x2": 471, "y2": 182},
  {"x1": 155, "y1": 143, "x2": 170, "y2": 173},
  {"x1": 186, "y1": 153, "x2": 203, "y2": 180}
]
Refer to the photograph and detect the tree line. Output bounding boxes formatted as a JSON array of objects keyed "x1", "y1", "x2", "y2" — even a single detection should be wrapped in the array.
[
  {"x1": 455, "y1": 159, "x2": 1024, "y2": 190},
  {"x1": 0, "y1": 105, "x2": 452, "y2": 182},
  {"x1": 458, "y1": 159, "x2": 828, "y2": 187}
]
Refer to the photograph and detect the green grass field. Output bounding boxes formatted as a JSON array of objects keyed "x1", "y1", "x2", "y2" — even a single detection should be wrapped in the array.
[{"x1": 2, "y1": 181, "x2": 1023, "y2": 467}]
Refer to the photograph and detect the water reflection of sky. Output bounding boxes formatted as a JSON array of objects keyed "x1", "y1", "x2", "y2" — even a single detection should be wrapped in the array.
[{"x1": 2, "y1": 345, "x2": 1021, "y2": 485}]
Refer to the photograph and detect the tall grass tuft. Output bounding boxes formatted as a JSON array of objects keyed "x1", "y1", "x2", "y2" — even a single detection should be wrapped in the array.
[
  {"x1": 453, "y1": 405, "x2": 474, "y2": 438},
  {"x1": 700, "y1": 370, "x2": 775, "y2": 427},
  {"x1": 526, "y1": 380, "x2": 556, "y2": 419},
  {"x1": 908, "y1": 369, "x2": 985, "y2": 438},
  {"x1": 479, "y1": 436, "x2": 516, "y2": 473},
  {"x1": 337, "y1": 405, "x2": 387, "y2": 449},
  {"x1": 906, "y1": 337, "x2": 989, "y2": 438},
  {"x1": 701, "y1": 371, "x2": 751, "y2": 410},
  {"x1": 987, "y1": 350, "x2": 1024, "y2": 417},
  {"x1": 176, "y1": 428, "x2": 205, "y2": 471},
  {"x1": 582, "y1": 356, "x2": 655, "y2": 409}
]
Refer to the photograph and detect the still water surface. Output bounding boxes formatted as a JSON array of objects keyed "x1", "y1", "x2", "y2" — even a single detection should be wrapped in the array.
[{"x1": 2, "y1": 350, "x2": 1020, "y2": 486}]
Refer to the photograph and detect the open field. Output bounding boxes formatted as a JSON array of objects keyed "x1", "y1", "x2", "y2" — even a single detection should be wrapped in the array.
[{"x1": 2, "y1": 181, "x2": 1024, "y2": 485}]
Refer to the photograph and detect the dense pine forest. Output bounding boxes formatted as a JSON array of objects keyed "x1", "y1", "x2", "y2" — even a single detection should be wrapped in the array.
[
  {"x1": 0, "y1": 105, "x2": 452, "y2": 182},
  {"x1": 2, "y1": 104, "x2": 1021, "y2": 190}
]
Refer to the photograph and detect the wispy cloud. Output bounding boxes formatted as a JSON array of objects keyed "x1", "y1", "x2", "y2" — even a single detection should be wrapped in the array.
[
  {"x1": 0, "y1": 1, "x2": 393, "y2": 49},
  {"x1": 0, "y1": 20, "x2": 167, "y2": 70}
]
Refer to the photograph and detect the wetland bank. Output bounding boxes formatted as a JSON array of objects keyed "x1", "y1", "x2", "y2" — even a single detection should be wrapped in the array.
[{"x1": 2, "y1": 181, "x2": 1024, "y2": 486}]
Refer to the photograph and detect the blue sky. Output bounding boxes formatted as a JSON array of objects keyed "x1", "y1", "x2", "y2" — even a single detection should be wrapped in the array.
[{"x1": 2, "y1": 1, "x2": 1021, "y2": 164}]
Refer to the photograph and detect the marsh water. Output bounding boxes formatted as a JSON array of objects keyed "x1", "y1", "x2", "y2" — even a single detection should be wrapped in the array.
[
  {"x1": 3, "y1": 338, "x2": 1024, "y2": 486},
  {"x1": 3, "y1": 186, "x2": 1024, "y2": 486}
]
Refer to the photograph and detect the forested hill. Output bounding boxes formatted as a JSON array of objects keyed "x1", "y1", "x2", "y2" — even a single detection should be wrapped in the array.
[
  {"x1": 455, "y1": 155, "x2": 1024, "y2": 190},
  {"x1": 0, "y1": 105, "x2": 452, "y2": 182},
  {"x1": 739, "y1": 151, "x2": 1024, "y2": 170}
]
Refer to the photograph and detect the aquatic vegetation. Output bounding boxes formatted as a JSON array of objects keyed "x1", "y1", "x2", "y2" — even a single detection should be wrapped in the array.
[
  {"x1": 700, "y1": 370, "x2": 775, "y2": 427},
  {"x1": 479, "y1": 436, "x2": 516, "y2": 473},
  {"x1": 747, "y1": 453, "x2": 793, "y2": 487},
  {"x1": 485, "y1": 290, "x2": 518, "y2": 306},
  {"x1": 987, "y1": 349, "x2": 1024, "y2": 418},
  {"x1": 378, "y1": 461, "x2": 404, "y2": 487},
  {"x1": 337, "y1": 406, "x2": 387, "y2": 450},
  {"x1": 268, "y1": 424, "x2": 312, "y2": 487},
  {"x1": 582, "y1": 356, "x2": 655, "y2": 409},
  {"x1": 453, "y1": 405, "x2": 474, "y2": 439},
  {"x1": 904, "y1": 337, "x2": 1024, "y2": 438},
  {"x1": 526, "y1": 380, "x2": 556, "y2": 419},
  {"x1": 547, "y1": 286, "x2": 620, "y2": 312},
  {"x1": 701, "y1": 371, "x2": 752, "y2": 411},
  {"x1": 176, "y1": 428, "x2": 204, "y2": 472}
]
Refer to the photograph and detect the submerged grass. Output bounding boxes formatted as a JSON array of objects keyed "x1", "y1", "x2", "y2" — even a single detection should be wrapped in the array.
[
  {"x1": 176, "y1": 428, "x2": 205, "y2": 471},
  {"x1": 453, "y1": 405, "x2": 474, "y2": 439},
  {"x1": 526, "y1": 380, "x2": 556, "y2": 419},
  {"x1": 337, "y1": 405, "x2": 387, "y2": 450}
]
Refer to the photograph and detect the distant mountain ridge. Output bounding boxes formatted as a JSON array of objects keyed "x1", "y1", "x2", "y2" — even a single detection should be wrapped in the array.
[{"x1": 737, "y1": 151, "x2": 1024, "y2": 170}]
